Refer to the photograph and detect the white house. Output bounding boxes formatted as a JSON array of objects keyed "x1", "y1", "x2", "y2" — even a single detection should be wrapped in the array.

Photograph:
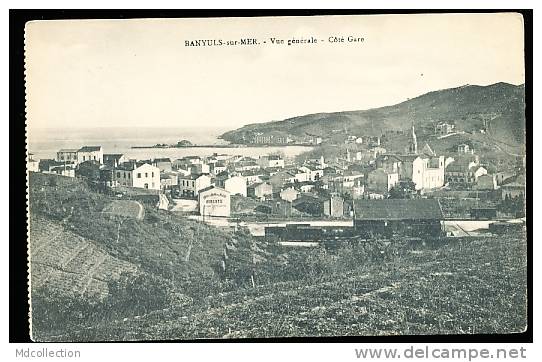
[
  {"x1": 367, "y1": 169, "x2": 399, "y2": 194},
  {"x1": 212, "y1": 162, "x2": 227, "y2": 175},
  {"x1": 178, "y1": 173, "x2": 212, "y2": 197},
  {"x1": 56, "y1": 149, "x2": 79, "y2": 164},
  {"x1": 77, "y1": 146, "x2": 103, "y2": 164},
  {"x1": 248, "y1": 182, "x2": 273, "y2": 200},
  {"x1": 457, "y1": 144, "x2": 474, "y2": 154},
  {"x1": 258, "y1": 155, "x2": 285, "y2": 169},
  {"x1": 224, "y1": 176, "x2": 247, "y2": 197},
  {"x1": 114, "y1": 162, "x2": 160, "y2": 190},
  {"x1": 299, "y1": 166, "x2": 324, "y2": 181}
]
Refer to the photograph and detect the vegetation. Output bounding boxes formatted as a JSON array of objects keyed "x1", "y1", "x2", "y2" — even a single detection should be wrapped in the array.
[{"x1": 29, "y1": 173, "x2": 527, "y2": 341}]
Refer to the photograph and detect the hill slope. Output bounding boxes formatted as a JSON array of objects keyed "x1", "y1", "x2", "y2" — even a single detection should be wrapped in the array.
[{"x1": 221, "y1": 82, "x2": 525, "y2": 147}]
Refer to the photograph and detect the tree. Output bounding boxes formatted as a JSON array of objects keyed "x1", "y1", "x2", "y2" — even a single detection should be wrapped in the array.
[{"x1": 388, "y1": 180, "x2": 417, "y2": 199}]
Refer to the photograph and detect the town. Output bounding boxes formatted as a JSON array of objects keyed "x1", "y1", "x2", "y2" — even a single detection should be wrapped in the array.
[{"x1": 28, "y1": 121, "x2": 526, "y2": 243}]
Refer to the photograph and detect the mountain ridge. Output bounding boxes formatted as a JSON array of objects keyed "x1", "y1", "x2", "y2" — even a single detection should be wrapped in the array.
[{"x1": 220, "y1": 82, "x2": 526, "y2": 147}]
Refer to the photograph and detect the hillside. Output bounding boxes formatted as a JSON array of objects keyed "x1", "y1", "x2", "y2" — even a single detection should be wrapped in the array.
[
  {"x1": 29, "y1": 173, "x2": 527, "y2": 341},
  {"x1": 28, "y1": 173, "x2": 244, "y2": 340},
  {"x1": 220, "y1": 82, "x2": 526, "y2": 148}
]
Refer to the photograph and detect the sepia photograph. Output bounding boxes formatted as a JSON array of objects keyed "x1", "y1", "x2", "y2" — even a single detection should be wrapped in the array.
[{"x1": 24, "y1": 12, "x2": 528, "y2": 342}]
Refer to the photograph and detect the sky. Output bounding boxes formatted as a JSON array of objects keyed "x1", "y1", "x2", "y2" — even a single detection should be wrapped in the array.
[{"x1": 25, "y1": 13, "x2": 525, "y2": 131}]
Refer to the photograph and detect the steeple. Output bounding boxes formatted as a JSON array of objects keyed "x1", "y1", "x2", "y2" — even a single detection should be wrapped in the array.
[{"x1": 409, "y1": 123, "x2": 418, "y2": 154}]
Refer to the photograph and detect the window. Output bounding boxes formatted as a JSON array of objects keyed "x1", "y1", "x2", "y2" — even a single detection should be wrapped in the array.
[
  {"x1": 116, "y1": 172, "x2": 120, "y2": 178},
  {"x1": 145, "y1": 172, "x2": 148, "y2": 178},
  {"x1": 123, "y1": 173, "x2": 126, "y2": 178},
  {"x1": 137, "y1": 173, "x2": 141, "y2": 178},
  {"x1": 128, "y1": 173, "x2": 131, "y2": 179},
  {"x1": 93, "y1": 156, "x2": 96, "y2": 160},
  {"x1": 83, "y1": 156, "x2": 86, "y2": 161}
]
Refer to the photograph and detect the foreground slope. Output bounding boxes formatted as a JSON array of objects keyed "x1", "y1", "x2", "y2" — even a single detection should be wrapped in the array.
[{"x1": 29, "y1": 173, "x2": 527, "y2": 341}]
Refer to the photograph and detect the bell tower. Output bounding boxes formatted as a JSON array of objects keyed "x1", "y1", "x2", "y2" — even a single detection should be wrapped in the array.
[{"x1": 409, "y1": 124, "x2": 418, "y2": 154}]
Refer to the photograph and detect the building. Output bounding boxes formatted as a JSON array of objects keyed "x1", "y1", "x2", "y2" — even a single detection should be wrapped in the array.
[
  {"x1": 211, "y1": 161, "x2": 227, "y2": 175},
  {"x1": 199, "y1": 186, "x2": 231, "y2": 217},
  {"x1": 103, "y1": 154, "x2": 126, "y2": 168},
  {"x1": 367, "y1": 169, "x2": 399, "y2": 194},
  {"x1": 258, "y1": 155, "x2": 285, "y2": 169},
  {"x1": 457, "y1": 144, "x2": 475, "y2": 154},
  {"x1": 56, "y1": 149, "x2": 79, "y2": 164},
  {"x1": 269, "y1": 170, "x2": 296, "y2": 191},
  {"x1": 160, "y1": 171, "x2": 179, "y2": 190},
  {"x1": 28, "y1": 153, "x2": 40, "y2": 172},
  {"x1": 239, "y1": 169, "x2": 264, "y2": 185},
  {"x1": 49, "y1": 165, "x2": 75, "y2": 177},
  {"x1": 445, "y1": 161, "x2": 487, "y2": 187},
  {"x1": 114, "y1": 162, "x2": 161, "y2": 190},
  {"x1": 353, "y1": 199, "x2": 444, "y2": 238},
  {"x1": 304, "y1": 134, "x2": 323, "y2": 145},
  {"x1": 280, "y1": 187, "x2": 300, "y2": 202},
  {"x1": 396, "y1": 155, "x2": 445, "y2": 190},
  {"x1": 224, "y1": 175, "x2": 247, "y2": 197},
  {"x1": 323, "y1": 194, "x2": 344, "y2": 217},
  {"x1": 252, "y1": 131, "x2": 290, "y2": 145},
  {"x1": 77, "y1": 146, "x2": 103, "y2": 164},
  {"x1": 435, "y1": 122, "x2": 455, "y2": 135},
  {"x1": 153, "y1": 158, "x2": 173, "y2": 173},
  {"x1": 495, "y1": 171, "x2": 515, "y2": 186},
  {"x1": 369, "y1": 146, "x2": 387, "y2": 158},
  {"x1": 500, "y1": 174, "x2": 525, "y2": 200},
  {"x1": 298, "y1": 165, "x2": 324, "y2": 181},
  {"x1": 39, "y1": 159, "x2": 64, "y2": 173},
  {"x1": 375, "y1": 155, "x2": 402, "y2": 174},
  {"x1": 247, "y1": 182, "x2": 273, "y2": 200},
  {"x1": 178, "y1": 173, "x2": 212, "y2": 197},
  {"x1": 190, "y1": 163, "x2": 211, "y2": 175},
  {"x1": 475, "y1": 174, "x2": 498, "y2": 190}
]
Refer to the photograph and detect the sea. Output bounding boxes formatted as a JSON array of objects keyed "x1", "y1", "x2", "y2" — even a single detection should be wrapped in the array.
[{"x1": 28, "y1": 127, "x2": 313, "y2": 161}]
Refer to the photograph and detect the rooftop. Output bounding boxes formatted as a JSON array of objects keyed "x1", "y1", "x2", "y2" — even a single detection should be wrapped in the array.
[
  {"x1": 154, "y1": 158, "x2": 172, "y2": 163},
  {"x1": 78, "y1": 146, "x2": 102, "y2": 152},
  {"x1": 199, "y1": 185, "x2": 230, "y2": 194},
  {"x1": 353, "y1": 199, "x2": 443, "y2": 220}
]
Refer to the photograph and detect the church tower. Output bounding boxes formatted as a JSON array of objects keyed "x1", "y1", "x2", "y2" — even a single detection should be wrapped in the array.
[{"x1": 409, "y1": 124, "x2": 418, "y2": 154}]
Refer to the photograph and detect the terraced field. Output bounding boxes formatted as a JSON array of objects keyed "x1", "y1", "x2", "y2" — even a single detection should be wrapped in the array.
[{"x1": 29, "y1": 215, "x2": 139, "y2": 301}]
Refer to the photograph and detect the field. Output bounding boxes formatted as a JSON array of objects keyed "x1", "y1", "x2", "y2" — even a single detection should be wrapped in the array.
[
  {"x1": 30, "y1": 215, "x2": 139, "y2": 301},
  {"x1": 28, "y1": 173, "x2": 527, "y2": 341},
  {"x1": 102, "y1": 200, "x2": 145, "y2": 219}
]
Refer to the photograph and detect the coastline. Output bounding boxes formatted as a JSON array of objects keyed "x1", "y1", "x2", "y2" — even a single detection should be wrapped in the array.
[{"x1": 131, "y1": 143, "x2": 318, "y2": 149}]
